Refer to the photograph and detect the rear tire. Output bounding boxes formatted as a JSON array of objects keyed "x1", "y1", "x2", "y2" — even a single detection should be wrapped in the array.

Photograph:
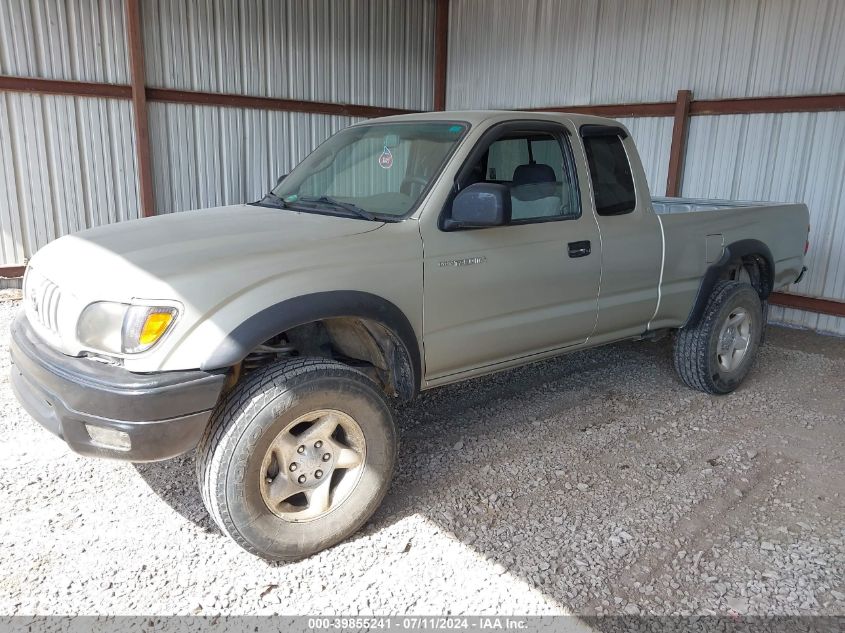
[
  {"x1": 197, "y1": 357, "x2": 397, "y2": 561},
  {"x1": 674, "y1": 281, "x2": 763, "y2": 394}
]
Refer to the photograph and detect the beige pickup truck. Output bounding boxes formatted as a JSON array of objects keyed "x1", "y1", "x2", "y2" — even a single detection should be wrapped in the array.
[{"x1": 11, "y1": 111, "x2": 809, "y2": 560}]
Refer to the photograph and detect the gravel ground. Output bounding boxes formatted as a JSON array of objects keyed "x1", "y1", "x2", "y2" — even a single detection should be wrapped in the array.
[{"x1": 0, "y1": 291, "x2": 843, "y2": 618}]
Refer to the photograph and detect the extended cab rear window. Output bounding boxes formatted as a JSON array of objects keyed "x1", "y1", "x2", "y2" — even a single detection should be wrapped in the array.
[{"x1": 582, "y1": 134, "x2": 636, "y2": 216}]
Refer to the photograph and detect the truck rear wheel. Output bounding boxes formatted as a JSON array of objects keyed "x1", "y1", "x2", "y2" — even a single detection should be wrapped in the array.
[
  {"x1": 673, "y1": 281, "x2": 763, "y2": 394},
  {"x1": 196, "y1": 357, "x2": 397, "y2": 561}
]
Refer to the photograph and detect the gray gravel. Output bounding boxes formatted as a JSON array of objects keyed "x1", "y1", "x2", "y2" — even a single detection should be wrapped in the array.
[{"x1": 0, "y1": 290, "x2": 843, "y2": 617}]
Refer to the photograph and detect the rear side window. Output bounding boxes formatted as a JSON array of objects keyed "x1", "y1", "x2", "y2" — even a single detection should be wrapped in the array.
[{"x1": 582, "y1": 135, "x2": 636, "y2": 216}]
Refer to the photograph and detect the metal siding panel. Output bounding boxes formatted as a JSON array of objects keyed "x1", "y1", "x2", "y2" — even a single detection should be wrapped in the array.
[
  {"x1": 0, "y1": 95, "x2": 26, "y2": 264},
  {"x1": 0, "y1": 94, "x2": 139, "y2": 265},
  {"x1": 447, "y1": 0, "x2": 845, "y2": 108},
  {"x1": 149, "y1": 102, "x2": 356, "y2": 214},
  {"x1": 0, "y1": 0, "x2": 129, "y2": 83},
  {"x1": 8, "y1": 92, "x2": 55, "y2": 256},
  {"x1": 143, "y1": 0, "x2": 435, "y2": 110}
]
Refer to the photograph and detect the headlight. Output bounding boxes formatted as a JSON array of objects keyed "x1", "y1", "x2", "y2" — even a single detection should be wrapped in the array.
[{"x1": 77, "y1": 302, "x2": 178, "y2": 354}]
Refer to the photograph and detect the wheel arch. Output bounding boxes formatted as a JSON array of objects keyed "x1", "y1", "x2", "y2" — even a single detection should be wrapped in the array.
[
  {"x1": 683, "y1": 239, "x2": 774, "y2": 328},
  {"x1": 201, "y1": 291, "x2": 421, "y2": 401}
]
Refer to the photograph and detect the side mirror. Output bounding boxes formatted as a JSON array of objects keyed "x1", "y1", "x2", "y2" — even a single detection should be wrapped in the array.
[
  {"x1": 443, "y1": 183, "x2": 511, "y2": 230},
  {"x1": 276, "y1": 174, "x2": 288, "y2": 185}
]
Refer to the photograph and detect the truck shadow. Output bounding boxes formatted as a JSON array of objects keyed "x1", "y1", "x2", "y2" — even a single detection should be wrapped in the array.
[
  {"x1": 135, "y1": 338, "x2": 676, "y2": 545},
  {"x1": 134, "y1": 453, "x2": 217, "y2": 532},
  {"x1": 133, "y1": 340, "x2": 664, "y2": 533}
]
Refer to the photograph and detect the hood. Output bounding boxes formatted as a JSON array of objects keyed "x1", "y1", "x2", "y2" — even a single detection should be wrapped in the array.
[{"x1": 29, "y1": 204, "x2": 382, "y2": 300}]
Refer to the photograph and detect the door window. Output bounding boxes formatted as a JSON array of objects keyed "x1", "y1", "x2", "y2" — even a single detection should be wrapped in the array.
[{"x1": 461, "y1": 131, "x2": 580, "y2": 222}]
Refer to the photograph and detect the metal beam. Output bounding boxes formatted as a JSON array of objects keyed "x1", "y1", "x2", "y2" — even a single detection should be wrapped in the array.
[
  {"x1": 0, "y1": 265, "x2": 27, "y2": 278},
  {"x1": 665, "y1": 89, "x2": 693, "y2": 197},
  {"x1": 124, "y1": 0, "x2": 156, "y2": 218},
  {"x1": 690, "y1": 93, "x2": 845, "y2": 116},
  {"x1": 433, "y1": 0, "x2": 450, "y2": 111},
  {"x1": 769, "y1": 292, "x2": 845, "y2": 318},
  {"x1": 527, "y1": 102, "x2": 675, "y2": 117},
  {"x1": 0, "y1": 76, "x2": 416, "y2": 119},
  {"x1": 0, "y1": 76, "x2": 131, "y2": 99},
  {"x1": 146, "y1": 88, "x2": 415, "y2": 118},
  {"x1": 3, "y1": 78, "x2": 841, "y2": 121},
  {"x1": 528, "y1": 92, "x2": 845, "y2": 118}
]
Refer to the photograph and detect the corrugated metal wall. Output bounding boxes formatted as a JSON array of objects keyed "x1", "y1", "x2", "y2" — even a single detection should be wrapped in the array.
[
  {"x1": 142, "y1": 0, "x2": 434, "y2": 109},
  {"x1": 0, "y1": 0, "x2": 436, "y2": 263},
  {"x1": 149, "y1": 104, "x2": 362, "y2": 213},
  {"x1": 447, "y1": 0, "x2": 845, "y2": 334},
  {"x1": 141, "y1": 0, "x2": 435, "y2": 214},
  {"x1": 0, "y1": 93, "x2": 139, "y2": 264},
  {"x1": 0, "y1": 0, "x2": 138, "y2": 266},
  {"x1": 447, "y1": 0, "x2": 845, "y2": 107},
  {"x1": 0, "y1": 0, "x2": 129, "y2": 83}
]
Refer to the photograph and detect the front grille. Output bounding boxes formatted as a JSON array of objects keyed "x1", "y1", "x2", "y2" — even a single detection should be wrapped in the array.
[{"x1": 24, "y1": 268, "x2": 63, "y2": 335}]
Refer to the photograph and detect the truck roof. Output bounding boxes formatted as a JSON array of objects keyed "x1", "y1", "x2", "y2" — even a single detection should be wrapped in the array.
[{"x1": 360, "y1": 109, "x2": 621, "y2": 128}]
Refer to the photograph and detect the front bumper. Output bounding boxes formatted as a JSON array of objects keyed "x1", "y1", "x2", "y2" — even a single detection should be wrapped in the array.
[{"x1": 9, "y1": 313, "x2": 227, "y2": 462}]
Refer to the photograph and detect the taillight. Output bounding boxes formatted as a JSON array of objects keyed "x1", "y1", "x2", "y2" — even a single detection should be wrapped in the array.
[{"x1": 805, "y1": 224, "x2": 810, "y2": 255}]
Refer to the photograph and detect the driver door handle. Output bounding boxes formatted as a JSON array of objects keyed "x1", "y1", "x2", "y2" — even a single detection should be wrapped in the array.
[{"x1": 568, "y1": 240, "x2": 591, "y2": 258}]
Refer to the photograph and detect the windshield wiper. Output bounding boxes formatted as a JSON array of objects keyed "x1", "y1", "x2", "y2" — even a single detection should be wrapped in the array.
[
  {"x1": 255, "y1": 192, "x2": 397, "y2": 222},
  {"x1": 298, "y1": 196, "x2": 383, "y2": 222},
  {"x1": 255, "y1": 191, "x2": 288, "y2": 208}
]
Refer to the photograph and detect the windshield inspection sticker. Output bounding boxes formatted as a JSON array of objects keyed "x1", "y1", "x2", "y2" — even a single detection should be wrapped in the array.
[{"x1": 378, "y1": 145, "x2": 394, "y2": 169}]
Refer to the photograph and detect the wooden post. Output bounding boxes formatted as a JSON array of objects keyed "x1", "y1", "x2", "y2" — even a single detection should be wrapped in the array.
[
  {"x1": 665, "y1": 89, "x2": 692, "y2": 197},
  {"x1": 124, "y1": 0, "x2": 156, "y2": 218},
  {"x1": 433, "y1": 0, "x2": 449, "y2": 111}
]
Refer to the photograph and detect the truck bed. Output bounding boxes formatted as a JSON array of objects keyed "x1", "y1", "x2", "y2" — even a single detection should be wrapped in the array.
[
  {"x1": 647, "y1": 196, "x2": 808, "y2": 332},
  {"x1": 652, "y1": 196, "x2": 776, "y2": 215}
]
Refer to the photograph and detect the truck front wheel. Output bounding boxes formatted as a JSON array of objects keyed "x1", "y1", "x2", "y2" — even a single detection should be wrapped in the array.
[
  {"x1": 673, "y1": 281, "x2": 764, "y2": 394},
  {"x1": 196, "y1": 358, "x2": 397, "y2": 561}
]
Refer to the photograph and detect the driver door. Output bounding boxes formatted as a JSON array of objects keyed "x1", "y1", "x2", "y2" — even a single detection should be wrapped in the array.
[{"x1": 420, "y1": 121, "x2": 601, "y2": 381}]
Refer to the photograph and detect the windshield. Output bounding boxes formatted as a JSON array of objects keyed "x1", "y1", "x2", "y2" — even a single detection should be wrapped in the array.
[{"x1": 269, "y1": 121, "x2": 469, "y2": 219}]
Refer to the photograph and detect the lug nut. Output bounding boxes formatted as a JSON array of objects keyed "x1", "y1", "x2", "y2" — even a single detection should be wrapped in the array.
[
  {"x1": 297, "y1": 474, "x2": 306, "y2": 484},
  {"x1": 315, "y1": 470, "x2": 323, "y2": 479},
  {"x1": 289, "y1": 463, "x2": 298, "y2": 472},
  {"x1": 297, "y1": 445, "x2": 305, "y2": 454},
  {"x1": 322, "y1": 453, "x2": 331, "y2": 462},
  {"x1": 314, "y1": 440, "x2": 323, "y2": 448}
]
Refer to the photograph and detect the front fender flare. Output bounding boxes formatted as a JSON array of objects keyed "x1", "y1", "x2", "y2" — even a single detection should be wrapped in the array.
[{"x1": 200, "y1": 291, "x2": 421, "y2": 397}]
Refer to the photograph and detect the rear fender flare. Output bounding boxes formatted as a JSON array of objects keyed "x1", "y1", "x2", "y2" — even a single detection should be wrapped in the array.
[{"x1": 683, "y1": 239, "x2": 774, "y2": 328}]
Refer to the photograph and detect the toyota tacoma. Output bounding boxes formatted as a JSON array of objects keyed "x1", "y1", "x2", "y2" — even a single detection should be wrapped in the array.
[{"x1": 10, "y1": 111, "x2": 809, "y2": 560}]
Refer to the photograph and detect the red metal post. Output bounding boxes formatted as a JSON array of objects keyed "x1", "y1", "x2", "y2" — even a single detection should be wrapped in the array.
[
  {"x1": 124, "y1": 0, "x2": 156, "y2": 218},
  {"x1": 665, "y1": 89, "x2": 693, "y2": 197},
  {"x1": 433, "y1": 0, "x2": 449, "y2": 111}
]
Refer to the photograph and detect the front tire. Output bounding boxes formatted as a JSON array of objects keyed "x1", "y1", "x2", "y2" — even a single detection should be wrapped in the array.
[
  {"x1": 197, "y1": 358, "x2": 397, "y2": 561},
  {"x1": 674, "y1": 281, "x2": 764, "y2": 394}
]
